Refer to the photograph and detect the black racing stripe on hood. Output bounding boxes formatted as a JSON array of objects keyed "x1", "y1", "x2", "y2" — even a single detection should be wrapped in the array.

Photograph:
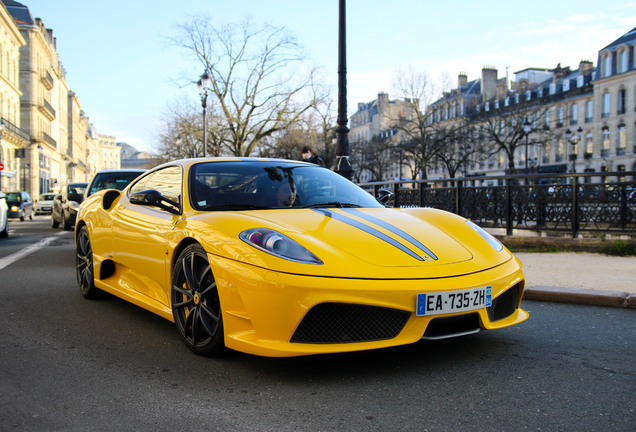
[
  {"x1": 312, "y1": 208, "x2": 425, "y2": 262},
  {"x1": 342, "y1": 208, "x2": 438, "y2": 260}
]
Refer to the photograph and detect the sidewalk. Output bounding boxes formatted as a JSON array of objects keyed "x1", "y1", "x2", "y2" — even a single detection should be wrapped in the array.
[{"x1": 515, "y1": 252, "x2": 636, "y2": 309}]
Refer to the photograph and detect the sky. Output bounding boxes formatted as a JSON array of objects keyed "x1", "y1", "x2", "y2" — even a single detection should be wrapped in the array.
[{"x1": 19, "y1": 0, "x2": 636, "y2": 154}]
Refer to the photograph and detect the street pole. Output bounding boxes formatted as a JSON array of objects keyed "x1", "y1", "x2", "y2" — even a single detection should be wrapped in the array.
[
  {"x1": 335, "y1": 0, "x2": 354, "y2": 180},
  {"x1": 198, "y1": 72, "x2": 211, "y2": 158}
]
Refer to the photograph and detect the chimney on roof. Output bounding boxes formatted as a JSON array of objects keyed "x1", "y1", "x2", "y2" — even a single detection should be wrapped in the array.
[
  {"x1": 496, "y1": 78, "x2": 508, "y2": 99},
  {"x1": 377, "y1": 92, "x2": 389, "y2": 113},
  {"x1": 458, "y1": 72, "x2": 468, "y2": 88},
  {"x1": 579, "y1": 60, "x2": 594, "y2": 75},
  {"x1": 481, "y1": 66, "x2": 498, "y2": 102},
  {"x1": 552, "y1": 63, "x2": 572, "y2": 81}
]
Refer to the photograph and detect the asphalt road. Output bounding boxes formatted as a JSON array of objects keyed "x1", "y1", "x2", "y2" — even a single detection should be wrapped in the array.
[{"x1": 1, "y1": 217, "x2": 635, "y2": 431}]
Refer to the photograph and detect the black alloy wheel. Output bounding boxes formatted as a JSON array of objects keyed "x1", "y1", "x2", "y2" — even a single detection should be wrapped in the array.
[
  {"x1": 171, "y1": 243, "x2": 225, "y2": 356},
  {"x1": 76, "y1": 225, "x2": 99, "y2": 299}
]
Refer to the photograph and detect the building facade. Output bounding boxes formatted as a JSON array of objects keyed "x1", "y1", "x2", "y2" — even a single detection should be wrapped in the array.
[
  {"x1": 351, "y1": 27, "x2": 636, "y2": 185},
  {"x1": 0, "y1": 0, "x2": 27, "y2": 192}
]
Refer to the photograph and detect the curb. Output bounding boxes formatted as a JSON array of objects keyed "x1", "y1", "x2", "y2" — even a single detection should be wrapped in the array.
[{"x1": 524, "y1": 286, "x2": 636, "y2": 309}]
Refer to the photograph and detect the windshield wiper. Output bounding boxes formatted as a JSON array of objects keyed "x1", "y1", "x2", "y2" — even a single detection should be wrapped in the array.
[
  {"x1": 302, "y1": 202, "x2": 362, "y2": 208},
  {"x1": 201, "y1": 204, "x2": 269, "y2": 211}
]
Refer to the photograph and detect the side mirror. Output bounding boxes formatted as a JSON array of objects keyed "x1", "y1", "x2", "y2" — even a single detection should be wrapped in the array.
[
  {"x1": 376, "y1": 189, "x2": 395, "y2": 207},
  {"x1": 130, "y1": 189, "x2": 180, "y2": 215}
]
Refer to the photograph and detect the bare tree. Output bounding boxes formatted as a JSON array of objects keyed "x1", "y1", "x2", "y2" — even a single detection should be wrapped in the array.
[
  {"x1": 170, "y1": 17, "x2": 326, "y2": 157},
  {"x1": 156, "y1": 96, "x2": 226, "y2": 160},
  {"x1": 354, "y1": 133, "x2": 397, "y2": 182},
  {"x1": 391, "y1": 67, "x2": 455, "y2": 180},
  {"x1": 474, "y1": 103, "x2": 553, "y2": 175}
]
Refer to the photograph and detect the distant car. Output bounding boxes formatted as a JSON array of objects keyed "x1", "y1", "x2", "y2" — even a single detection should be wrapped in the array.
[
  {"x1": 6, "y1": 191, "x2": 33, "y2": 221},
  {"x1": 85, "y1": 169, "x2": 146, "y2": 198},
  {"x1": 51, "y1": 182, "x2": 88, "y2": 230},
  {"x1": 0, "y1": 192, "x2": 8, "y2": 238},
  {"x1": 35, "y1": 193, "x2": 57, "y2": 215}
]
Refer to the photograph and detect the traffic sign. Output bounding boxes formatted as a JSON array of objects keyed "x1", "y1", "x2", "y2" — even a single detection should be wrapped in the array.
[{"x1": 0, "y1": 162, "x2": 4, "y2": 171}]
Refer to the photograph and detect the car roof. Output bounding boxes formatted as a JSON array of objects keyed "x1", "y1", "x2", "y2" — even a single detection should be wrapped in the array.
[{"x1": 93, "y1": 169, "x2": 146, "y2": 174}]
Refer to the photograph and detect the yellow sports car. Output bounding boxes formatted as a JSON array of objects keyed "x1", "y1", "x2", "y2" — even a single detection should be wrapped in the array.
[{"x1": 75, "y1": 158, "x2": 528, "y2": 357}]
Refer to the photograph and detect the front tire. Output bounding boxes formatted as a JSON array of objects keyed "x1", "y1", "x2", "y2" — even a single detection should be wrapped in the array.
[
  {"x1": 171, "y1": 244, "x2": 225, "y2": 356},
  {"x1": 0, "y1": 213, "x2": 8, "y2": 238},
  {"x1": 62, "y1": 211, "x2": 72, "y2": 231},
  {"x1": 51, "y1": 213, "x2": 59, "y2": 228},
  {"x1": 76, "y1": 225, "x2": 99, "y2": 299}
]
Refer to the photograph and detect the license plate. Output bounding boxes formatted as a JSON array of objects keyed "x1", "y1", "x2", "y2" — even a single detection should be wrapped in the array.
[
  {"x1": 416, "y1": 286, "x2": 492, "y2": 316},
  {"x1": 42, "y1": 207, "x2": 51, "y2": 211}
]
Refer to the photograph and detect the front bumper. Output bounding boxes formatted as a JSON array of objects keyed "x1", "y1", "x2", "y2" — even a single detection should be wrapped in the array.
[
  {"x1": 8, "y1": 209, "x2": 22, "y2": 219},
  {"x1": 209, "y1": 254, "x2": 528, "y2": 357}
]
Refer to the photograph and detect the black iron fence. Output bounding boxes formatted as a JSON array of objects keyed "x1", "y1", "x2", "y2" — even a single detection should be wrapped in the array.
[{"x1": 358, "y1": 171, "x2": 636, "y2": 238}]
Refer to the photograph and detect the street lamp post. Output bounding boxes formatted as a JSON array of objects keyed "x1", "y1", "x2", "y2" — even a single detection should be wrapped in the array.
[
  {"x1": 523, "y1": 118, "x2": 531, "y2": 184},
  {"x1": 334, "y1": 0, "x2": 354, "y2": 179},
  {"x1": 566, "y1": 126, "x2": 583, "y2": 173},
  {"x1": 197, "y1": 72, "x2": 211, "y2": 158}
]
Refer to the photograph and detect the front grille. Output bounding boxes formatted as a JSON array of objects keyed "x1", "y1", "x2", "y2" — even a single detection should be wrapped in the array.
[
  {"x1": 487, "y1": 284, "x2": 520, "y2": 322},
  {"x1": 290, "y1": 303, "x2": 410, "y2": 344}
]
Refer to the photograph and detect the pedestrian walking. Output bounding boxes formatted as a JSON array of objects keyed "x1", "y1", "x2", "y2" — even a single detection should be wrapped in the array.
[{"x1": 301, "y1": 146, "x2": 324, "y2": 167}]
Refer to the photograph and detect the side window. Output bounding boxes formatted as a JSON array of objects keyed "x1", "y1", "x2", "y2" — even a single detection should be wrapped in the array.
[
  {"x1": 130, "y1": 166, "x2": 182, "y2": 205},
  {"x1": 146, "y1": 166, "x2": 182, "y2": 204}
]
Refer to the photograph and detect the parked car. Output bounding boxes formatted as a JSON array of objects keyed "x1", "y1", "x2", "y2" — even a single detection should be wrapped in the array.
[
  {"x1": 0, "y1": 192, "x2": 8, "y2": 238},
  {"x1": 51, "y1": 182, "x2": 87, "y2": 230},
  {"x1": 6, "y1": 191, "x2": 33, "y2": 221},
  {"x1": 85, "y1": 169, "x2": 146, "y2": 198},
  {"x1": 76, "y1": 158, "x2": 528, "y2": 358},
  {"x1": 34, "y1": 192, "x2": 57, "y2": 215}
]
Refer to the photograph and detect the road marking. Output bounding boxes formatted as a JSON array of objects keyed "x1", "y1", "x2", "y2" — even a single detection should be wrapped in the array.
[{"x1": 0, "y1": 231, "x2": 69, "y2": 271}]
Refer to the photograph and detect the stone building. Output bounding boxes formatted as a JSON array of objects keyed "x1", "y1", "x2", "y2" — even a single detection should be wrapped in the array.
[
  {"x1": 424, "y1": 27, "x2": 636, "y2": 185},
  {"x1": 99, "y1": 134, "x2": 120, "y2": 170},
  {"x1": 349, "y1": 92, "x2": 417, "y2": 182},
  {"x1": 0, "y1": 0, "x2": 27, "y2": 192}
]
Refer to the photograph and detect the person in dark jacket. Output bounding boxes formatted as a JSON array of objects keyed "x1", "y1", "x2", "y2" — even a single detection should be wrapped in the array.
[{"x1": 301, "y1": 146, "x2": 324, "y2": 166}]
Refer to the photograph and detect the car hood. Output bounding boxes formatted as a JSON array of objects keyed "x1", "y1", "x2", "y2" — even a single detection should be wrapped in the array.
[{"x1": 189, "y1": 207, "x2": 513, "y2": 279}]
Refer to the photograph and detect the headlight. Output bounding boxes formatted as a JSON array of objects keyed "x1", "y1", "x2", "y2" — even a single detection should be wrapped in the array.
[
  {"x1": 68, "y1": 201, "x2": 80, "y2": 210},
  {"x1": 240, "y1": 228, "x2": 323, "y2": 265},
  {"x1": 11, "y1": 206, "x2": 18, "y2": 212},
  {"x1": 466, "y1": 220, "x2": 503, "y2": 252}
]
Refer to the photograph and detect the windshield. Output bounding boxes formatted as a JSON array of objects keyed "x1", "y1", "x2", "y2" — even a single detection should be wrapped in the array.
[
  {"x1": 68, "y1": 184, "x2": 87, "y2": 195},
  {"x1": 39, "y1": 194, "x2": 56, "y2": 201},
  {"x1": 190, "y1": 161, "x2": 382, "y2": 211},
  {"x1": 6, "y1": 193, "x2": 21, "y2": 203},
  {"x1": 88, "y1": 172, "x2": 144, "y2": 196}
]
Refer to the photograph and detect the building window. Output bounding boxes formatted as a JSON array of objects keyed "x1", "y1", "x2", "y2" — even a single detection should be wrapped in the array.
[
  {"x1": 603, "y1": 54, "x2": 612, "y2": 78},
  {"x1": 556, "y1": 139, "x2": 564, "y2": 162},
  {"x1": 577, "y1": 75, "x2": 584, "y2": 88},
  {"x1": 571, "y1": 104, "x2": 578, "y2": 125},
  {"x1": 618, "y1": 89, "x2": 626, "y2": 115},
  {"x1": 601, "y1": 128, "x2": 610, "y2": 156},
  {"x1": 557, "y1": 107, "x2": 564, "y2": 127},
  {"x1": 586, "y1": 100, "x2": 593, "y2": 123},
  {"x1": 526, "y1": 90, "x2": 532, "y2": 101},
  {"x1": 585, "y1": 135, "x2": 593, "y2": 154},
  {"x1": 542, "y1": 142, "x2": 551, "y2": 164},
  {"x1": 563, "y1": 80, "x2": 570, "y2": 91},
  {"x1": 620, "y1": 50, "x2": 628, "y2": 73},
  {"x1": 618, "y1": 125, "x2": 626, "y2": 155},
  {"x1": 602, "y1": 93, "x2": 611, "y2": 118},
  {"x1": 544, "y1": 110, "x2": 550, "y2": 129}
]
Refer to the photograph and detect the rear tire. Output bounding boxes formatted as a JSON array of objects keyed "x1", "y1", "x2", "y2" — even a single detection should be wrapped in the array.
[
  {"x1": 51, "y1": 213, "x2": 59, "y2": 228},
  {"x1": 20, "y1": 210, "x2": 25, "y2": 222}
]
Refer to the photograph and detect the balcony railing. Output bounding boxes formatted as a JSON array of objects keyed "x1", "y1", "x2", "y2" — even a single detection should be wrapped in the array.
[
  {"x1": 31, "y1": 131, "x2": 57, "y2": 148},
  {"x1": 585, "y1": 116, "x2": 593, "y2": 123},
  {"x1": 601, "y1": 112, "x2": 610, "y2": 118},
  {"x1": 1, "y1": 117, "x2": 30, "y2": 141},
  {"x1": 40, "y1": 69, "x2": 54, "y2": 90},
  {"x1": 601, "y1": 149, "x2": 609, "y2": 157},
  {"x1": 617, "y1": 148, "x2": 626, "y2": 156},
  {"x1": 38, "y1": 98, "x2": 56, "y2": 120},
  {"x1": 570, "y1": 119, "x2": 578, "y2": 125},
  {"x1": 359, "y1": 171, "x2": 636, "y2": 238}
]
